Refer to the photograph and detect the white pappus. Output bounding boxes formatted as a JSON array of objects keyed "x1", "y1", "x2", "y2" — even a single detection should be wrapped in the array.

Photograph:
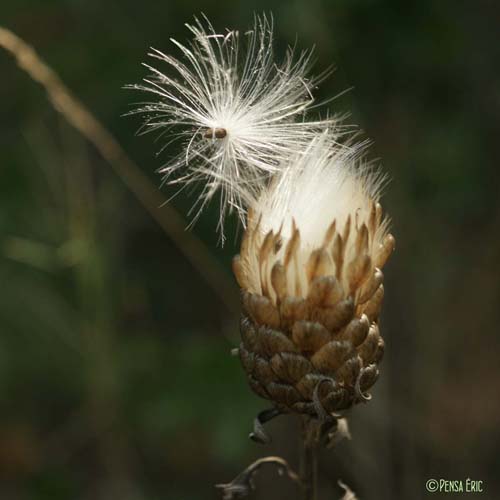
[
  {"x1": 129, "y1": 14, "x2": 345, "y2": 234},
  {"x1": 234, "y1": 132, "x2": 392, "y2": 301}
]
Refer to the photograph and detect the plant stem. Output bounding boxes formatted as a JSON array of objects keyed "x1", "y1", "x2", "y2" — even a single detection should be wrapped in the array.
[{"x1": 300, "y1": 417, "x2": 319, "y2": 500}]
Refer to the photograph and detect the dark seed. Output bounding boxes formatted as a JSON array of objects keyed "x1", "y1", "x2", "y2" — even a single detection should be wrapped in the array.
[{"x1": 204, "y1": 127, "x2": 227, "y2": 139}]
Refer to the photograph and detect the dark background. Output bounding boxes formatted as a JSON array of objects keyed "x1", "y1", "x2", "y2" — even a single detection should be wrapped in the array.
[{"x1": 1, "y1": 1, "x2": 499, "y2": 499}]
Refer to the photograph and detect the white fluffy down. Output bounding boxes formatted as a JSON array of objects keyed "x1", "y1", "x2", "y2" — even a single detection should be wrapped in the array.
[
  {"x1": 238, "y1": 133, "x2": 389, "y2": 300},
  {"x1": 129, "y1": 14, "x2": 343, "y2": 233},
  {"x1": 254, "y1": 134, "x2": 386, "y2": 249}
]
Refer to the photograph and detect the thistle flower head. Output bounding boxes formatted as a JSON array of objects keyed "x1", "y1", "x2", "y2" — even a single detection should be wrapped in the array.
[
  {"x1": 129, "y1": 14, "x2": 342, "y2": 232},
  {"x1": 233, "y1": 135, "x2": 395, "y2": 417}
]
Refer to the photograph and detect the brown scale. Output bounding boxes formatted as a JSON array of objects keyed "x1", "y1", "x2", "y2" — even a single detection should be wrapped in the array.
[{"x1": 235, "y1": 207, "x2": 395, "y2": 417}]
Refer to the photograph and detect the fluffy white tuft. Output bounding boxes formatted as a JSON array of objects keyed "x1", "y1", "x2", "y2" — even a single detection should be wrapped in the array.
[
  {"x1": 255, "y1": 133, "x2": 386, "y2": 248},
  {"x1": 129, "y1": 14, "x2": 344, "y2": 233},
  {"x1": 239, "y1": 133, "x2": 389, "y2": 299}
]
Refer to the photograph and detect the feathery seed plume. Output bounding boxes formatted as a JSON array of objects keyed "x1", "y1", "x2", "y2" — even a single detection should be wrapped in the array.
[{"x1": 129, "y1": 15, "x2": 343, "y2": 232}]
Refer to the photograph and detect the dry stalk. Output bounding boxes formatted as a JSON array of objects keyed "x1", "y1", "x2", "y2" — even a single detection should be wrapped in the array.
[
  {"x1": 300, "y1": 417, "x2": 318, "y2": 500},
  {"x1": 0, "y1": 26, "x2": 239, "y2": 314}
]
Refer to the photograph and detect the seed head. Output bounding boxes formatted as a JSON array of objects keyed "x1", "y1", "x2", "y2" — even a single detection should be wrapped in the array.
[
  {"x1": 127, "y1": 14, "x2": 396, "y2": 416},
  {"x1": 233, "y1": 134, "x2": 395, "y2": 416}
]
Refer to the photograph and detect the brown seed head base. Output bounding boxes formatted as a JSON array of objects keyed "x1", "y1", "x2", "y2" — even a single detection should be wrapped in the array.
[{"x1": 233, "y1": 205, "x2": 395, "y2": 418}]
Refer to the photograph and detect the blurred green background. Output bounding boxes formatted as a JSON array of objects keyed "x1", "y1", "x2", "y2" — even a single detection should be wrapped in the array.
[{"x1": 1, "y1": 1, "x2": 499, "y2": 499}]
